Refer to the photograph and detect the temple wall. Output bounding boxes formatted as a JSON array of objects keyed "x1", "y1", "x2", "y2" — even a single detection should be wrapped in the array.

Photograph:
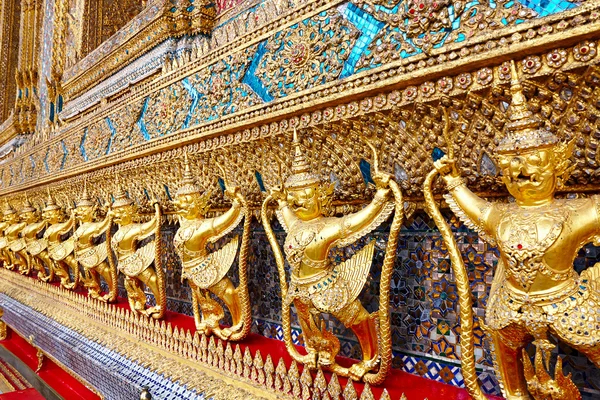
[{"x1": 0, "y1": 1, "x2": 599, "y2": 398}]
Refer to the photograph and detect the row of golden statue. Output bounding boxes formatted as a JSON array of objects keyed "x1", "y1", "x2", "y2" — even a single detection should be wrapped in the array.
[{"x1": 0, "y1": 62, "x2": 598, "y2": 399}]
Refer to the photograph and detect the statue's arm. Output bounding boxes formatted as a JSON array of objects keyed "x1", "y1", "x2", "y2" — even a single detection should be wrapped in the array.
[
  {"x1": 56, "y1": 213, "x2": 75, "y2": 235},
  {"x1": 137, "y1": 203, "x2": 161, "y2": 241},
  {"x1": 91, "y1": 213, "x2": 112, "y2": 237},
  {"x1": 334, "y1": 187, "x2": 392, "y2": 241},
  {"x1": 435, "y1": 158, "x2": 496, "y2": 242},
  {"x1": 211, "y1": 199, "x2": 242, "y2": 236},
  {"x1": 34, "y1": 220, "x2": 47, "y2": 234}
]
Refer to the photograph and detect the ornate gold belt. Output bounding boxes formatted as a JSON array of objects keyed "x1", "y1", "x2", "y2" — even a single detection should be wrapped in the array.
[{"x1": 503, "y1": 276, "x2": 580, "y2": 306}]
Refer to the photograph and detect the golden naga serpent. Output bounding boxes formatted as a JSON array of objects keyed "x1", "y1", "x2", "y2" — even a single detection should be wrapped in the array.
[
  {"x1": 152, "y1": 201, "x2": 166, "y2": 319},
  {"x1": 261, "y1": 141, "x2": 403, "y2": 385},
  {"x1": 103, "y1": 213, "x2": 119, "y2": 303},
  {"x1": 217, "y1": 163, "x2": 252, "y2": 342},
  {"x1": 422, "y1": 111, "x2": 486, "y2": 400}
]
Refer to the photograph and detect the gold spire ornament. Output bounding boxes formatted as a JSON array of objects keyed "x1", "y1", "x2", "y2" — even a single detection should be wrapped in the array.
[
  {"x1": 72, "y1": 182, "x2": 118, "y2": 302},
  {"x1": 261, "y1": 129, "x2": 404, "y2": 383},
  {"x1": 76, "y1": 180, "x2": 95, "y2": 207},
  {"x1": 496, "y1": 61, "x2": 560, "y2": 154},
  {"x1": 110, "y1": 178, "x2": 165, "y2": 318},
  {"x1": 429, "y1": 59, "x2": 598, "y2": 400},
  {"x1": 284, "y1": 129, "x2": 321, "y2": 189},
  {"x1": 172, "y1": 153, "x2": 252, "y2": 340}
]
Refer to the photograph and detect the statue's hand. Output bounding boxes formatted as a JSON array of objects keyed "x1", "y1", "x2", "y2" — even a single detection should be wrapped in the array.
[
  {"x1": 224, "y1": 185, "x2": 242, "y2": 201},
  {"x1": 433, "y1": 156, "x2": 460, "y2": 179},
  {"x1": 372, "y1": 171, "x2": 392, "y2": 189},
  {"x1": 269, "y1": 185, "x2": 287, "y2": 207},
  {"x1": 148, "y1": 192, "x2": 160, "y2": 207}
]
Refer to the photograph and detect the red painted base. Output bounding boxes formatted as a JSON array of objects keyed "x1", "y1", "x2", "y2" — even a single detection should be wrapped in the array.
[
  {"x1": 0, "y1": 389, "x2": 45, "y2": 400},
  {"x1": 26, "y1": 277, "x2": 505, "y2": 399}
]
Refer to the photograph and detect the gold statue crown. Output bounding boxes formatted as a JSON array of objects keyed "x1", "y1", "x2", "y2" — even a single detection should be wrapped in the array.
[
  {"x1": 77, "y1": 180, "x2": 96, "y2": 207},
  {"x1": 496, "y1": 60, "x2": 559, "y2": 154},
  {"x1": 176, "y1": 151, "x2": 203, "y2": 197},
  {"x1": 112, "y1": 175, "x2": 134, "y2": 208},
  {"x1": 43, "y1": 188, "x2": 60, "y2": 212},
  {"x1": 284, "y1": 128, "x2": 321, "y2": 189},
  {"x1": 2, "y1": 201, "x2": 16, "y2": 216},
  {"x1": 20, "y1": 193, "x2": 36, "y2": 213}
]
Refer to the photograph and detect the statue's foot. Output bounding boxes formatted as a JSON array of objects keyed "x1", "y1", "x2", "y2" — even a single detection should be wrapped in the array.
[
  {"x1": 298, "y1": 351, "x2": 318, "y2": 370},
  {"x1": 40, "y1": 275, "x2": 51, "y2": 282},
  {"x1": 143, "y1": 306, "x2": 162, "y2": 319},
  {"x1": 196, "y1": 322, "x2": 212, "y2": 336},
  {"x1": 348, "y1": 358, "x2": 379, "y2": 381},
  {"x1": 220, "y1": 322, "x2": 243, "y2": 339},
  {"x1": 318, "y1": 351, "x2": 335, "y2": 367},
  {"x1": 63, "y1": 282, "x2": 76, "y2": 290}
]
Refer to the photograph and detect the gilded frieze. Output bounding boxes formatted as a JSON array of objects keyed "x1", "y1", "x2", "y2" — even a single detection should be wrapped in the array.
[{"x1": 3, "y1": 2, "x2": 596, "y2": 197}]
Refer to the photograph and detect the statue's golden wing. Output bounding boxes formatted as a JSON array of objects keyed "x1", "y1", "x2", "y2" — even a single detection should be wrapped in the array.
[
  {"x1": 209, "y1": 212, "x2": 244, "y2": 244},
  {"x1": 336, "y1": 202, "x2": 394, "y2": 248},
  {"x1": 335, "y1": 240, "x2": 375, "y2": 304},
  {"x1": 137, "y1": 241, "x2": 156, "y2": 271},
  {"x1": 208, "y1": 235, "x2": 239, "y2": 286}
]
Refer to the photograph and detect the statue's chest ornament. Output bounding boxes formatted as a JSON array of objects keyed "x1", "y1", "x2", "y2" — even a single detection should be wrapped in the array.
[
  {"x1": 174, "y1": 221, "x2": 205, "y2": 259},
  {"x1": 497, "y1": 208, "x2": 568, "y2": 290},
  {"x1": 112, "y1": 225, "x2": 136, "y2": 254},
  {"x1": 284, "y1": 222, "x2": 324, "y2": 271}
]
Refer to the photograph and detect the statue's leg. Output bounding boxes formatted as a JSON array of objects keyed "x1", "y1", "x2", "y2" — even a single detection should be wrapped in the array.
[
  {"x1": 84, "y1": 268, "x2": 103, "y2": 300},
  {"x1": 62, "y1": 254, "x2": 79, "y2": 288},
  {"x1": 96, "y1": 261, "x2": 117, "y2": 302},
  {"x1": 52, "y1": 260, "x2": 70, "y2": 286},
  {"x1": 489, "y1": 325, "x2": 532, "y2": 400},
  {"x1": 2, "y1": 250, "x2": 13, "y2": 269},
  {"x1": 124, "y1": 276, "x2": 147, "y2": 315},
  {"x1": 293, "y1": 298, "x2": 319, "y2": 369},
  {"x1": 334, "y1": 299, "x2": 378, "y2": 380},
  {"x1": 209, "y1": 277, "x2": 242, "y2": 336},
  {"x1": 189, "y1": 282, "x2": 204, "y2": 331},
  {"x1": 35, "y1": 252, "x2": 52, "y2": 280},
  {"x1": 41, "y1": 253, "x2": 56, "y2": 282},
  {"x1": 17, "y1": 251, "x2": 30, "y2": 274},
  {"x1": 11, "y1": 251, "x2": 21, "y2": 272},
  {"x1": 136, "y1": 269, "x2": 163, "y2": 318},
  {"x1": 195, "y1": 289, "x2": 224, "y2": 334}
]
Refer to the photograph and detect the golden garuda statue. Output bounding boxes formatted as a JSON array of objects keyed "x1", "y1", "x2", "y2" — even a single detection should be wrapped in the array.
[
  {"x1": 73, "y1": 182, "x2": 117, "y2": 302},
  {"x1": 172, "y1": 153, "x2": 251, "y2": 340},
  {"x1": 427, "y1": 61, "x2": 597, "y2": 400},
  {"x1": 110, "y1": 180, "x2": 165, "y2": 319},
  {"x1": 261, "y1": 129, "x2": 404, "y2": 383},
  {"x1": 8, "y1": 197, "x2": 38, "y2": 276},
  {"x1": 0, "y1": 203, "x2": 18, "y2": 270},
  {"x1": 22, "y1": 192, "x2": 57, "y2": 282},
  {"x1": 40, "y1": 189, "x2": 79, "y2": 290}
]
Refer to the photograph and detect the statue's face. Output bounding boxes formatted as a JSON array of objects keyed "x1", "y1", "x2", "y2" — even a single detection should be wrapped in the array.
[
  {"x1": 173, "y1": 194, "x2": 203, "y2": 220},
  {"x1": 287, "y1": 185, "x2": 321, "y2": 221},
  {"x1": 44, "y1": 209, "x2": 62, "y2": 224},
  {"x1": 4, "y1": 213, "x2": 17, "y2": 224},
  {"x1": 497, "y1": 148, "x2": 556, "y2": 205},
  {"x1": 112, "y1": 204, "x2": 134, "y2": 225},
  {"x1": 75, "y1": 205, "x2": 94, "y2": 222},
  {"x1": 22, "y1": 211, "x2": 37, "y2": 223}
]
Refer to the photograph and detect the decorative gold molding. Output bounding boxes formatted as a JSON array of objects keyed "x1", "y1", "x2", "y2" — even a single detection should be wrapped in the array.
[{"x1": 0, "y1": 268, "x2": 407, "y2": 400}]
